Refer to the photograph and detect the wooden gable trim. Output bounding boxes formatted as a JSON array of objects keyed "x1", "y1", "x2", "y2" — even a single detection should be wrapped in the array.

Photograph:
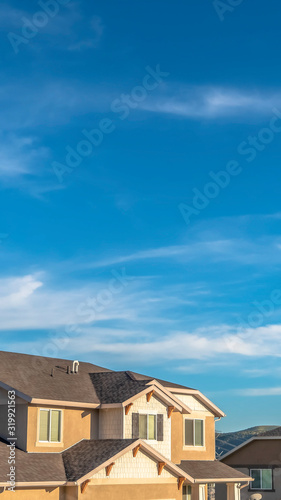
[
  {"x1": 178, "y1": 477, "x2": 185, "y2": 490},
  {"x1": 146, "y1": 390, "x2": 154, "y2": 403},
  {"x1": 125, "y1": 403, "x2": 133, "y2": 415},
  {"x1": 168, "y1": 406, "x2": 175, "y2": 418},
  {"x1": 158, "y1": 461, "x2": 166, "y2": 475},
  {"x1": 133, "y1": 444, "x2": 141, "y2": 458},
  {"x1": 106, "y1": 462, "x2": 115, "y2": 477},
  {"x1": 81, "y1": 479, "x2": 90, "y2": 494}
]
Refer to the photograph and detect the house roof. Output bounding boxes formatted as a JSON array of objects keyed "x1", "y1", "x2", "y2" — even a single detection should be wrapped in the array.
[
  {"x1": 0, "y1": 437, "x2": 252, "y2": 487},
  {"x1": 0, "y1": 351, "x2": 111, "y2": 406},
  {"x1": 0, "y1": 351, "x2": 222, "y2": 416},
  {"x1": 0, "y1": 438, "x2": 192, "y2": 486},
  {"x1": 63, "y1": 439, "x2": 137, "y2": 482},
  {"x1": 0, "y1": 438, "x2": 65, "y2": 483},
  {"x1": 178, "y1": 460, "x2": 252, "y2": 483},
  {"x1": 89, "y1": 372, "x2": 149, "y2": 404},
  {"x1": 0, "y1": 351, "x2": 196, "y2": 408}
]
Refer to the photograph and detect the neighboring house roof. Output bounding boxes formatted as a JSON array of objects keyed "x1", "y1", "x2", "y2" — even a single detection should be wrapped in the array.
[
  {"x1": 178, "y1": 460, "x2": 252, "y2": 483},
  {"x1": 220, "y1": 427, "x2": 281, "y2": 460}
]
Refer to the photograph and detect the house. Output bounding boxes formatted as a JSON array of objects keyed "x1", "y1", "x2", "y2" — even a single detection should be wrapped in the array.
[
  {"x1": 0, "y1": 350, "x2": 251, "y2": 499},
  {"x1": 218, "y1": 427, "x2": 281, "y2": 500}
]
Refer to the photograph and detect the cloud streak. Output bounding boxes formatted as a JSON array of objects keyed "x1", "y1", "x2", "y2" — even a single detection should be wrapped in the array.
[{"x1": 141, "y1": 86, "x2": 281, "y2": 119}]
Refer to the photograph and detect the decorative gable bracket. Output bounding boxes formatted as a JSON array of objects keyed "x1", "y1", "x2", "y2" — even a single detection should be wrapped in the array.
[
  {"x1": 125, "y1": 403, "x2": 133, "y2": 415},
  {"x1": 158, "y1": 461, "x2": 166, "y2": 475},
  {"x1": 81, "y1": 479, "x2": 90, "y2": 494},
  {"x1": 106, "y1": 462, "x2": 115, "y2": 477},
  {"x1": 168, "y1": 406, "x2": 175, "y2": 418}
]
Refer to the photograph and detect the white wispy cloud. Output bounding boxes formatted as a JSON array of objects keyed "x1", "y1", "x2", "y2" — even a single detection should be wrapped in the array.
[
  {"x1": 237, "y1": 387, "x2": 281, "y2": 396},
  {"x1": 141, "y1": 86, "x2": 281, "y2": 119},
  {"x1": 81, "y1": 236, "x2": 281, "y2": 270}
]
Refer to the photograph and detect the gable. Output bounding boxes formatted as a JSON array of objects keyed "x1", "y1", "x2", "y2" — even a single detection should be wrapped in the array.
[
  {"x1": 174, "y1": 394, "x2": 210, "y2": 413},
  {"x1": 92, "y1": 447, "x2": 177, "y2": 480}
]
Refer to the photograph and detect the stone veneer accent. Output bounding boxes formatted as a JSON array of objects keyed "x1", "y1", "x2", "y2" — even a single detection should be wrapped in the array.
[
  {"x1": 124, "y1": 394, "x2": 171, "y2": 460},
  {"x1": 93, "y1": 448, "x2": 175, "y2": 479}
]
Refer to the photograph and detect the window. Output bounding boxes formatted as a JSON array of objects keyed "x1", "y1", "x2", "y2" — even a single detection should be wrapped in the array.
[
  {"x1": 183, "y1": 485, "x2": 192, "y2": 500},
  {"x1": 139, "y1": 414, "x2": 156, "y2": 440},
  {"x1": 39, "y1": 409, "x2": 62, "y2": 443},
  {"x1": 184, "y1": 419, "x2": 204, "y2": 447},
  {"x1": 250, "y1": 469, "x2": 273, "y2": 490}
]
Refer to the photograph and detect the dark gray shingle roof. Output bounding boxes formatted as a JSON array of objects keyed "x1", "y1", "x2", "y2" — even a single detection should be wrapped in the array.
[
  {"x1": 90, "y1": 372, "x2": 148, "y2": 404},
  {"x1": 63, "y1": 439, "x2": 137, "y2": 481}
]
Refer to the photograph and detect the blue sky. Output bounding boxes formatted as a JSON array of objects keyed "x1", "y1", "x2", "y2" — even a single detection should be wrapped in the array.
[{"x1": 1, "y1": 0, "x2": 281, "y2": 432}]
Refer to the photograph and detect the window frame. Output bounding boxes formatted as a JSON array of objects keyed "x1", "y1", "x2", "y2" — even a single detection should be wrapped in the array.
[
  {"x1": 138, "y1": 412, "x2": 157, "y2": 441},
  {"x1": 182, "y1": 485, "x2": 192, "y2": 500},
  {"x1": 183, "y1": 418, "x2": 205, "y2": 448},
  {"x1": 38, "y1": 408, "x2": 62, "y2": 444},
  {"x1": 250, "y1": 468, "x2": 273, "y2": 491}
]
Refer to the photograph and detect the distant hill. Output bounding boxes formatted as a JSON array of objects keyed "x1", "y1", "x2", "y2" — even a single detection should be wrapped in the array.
[{"x1": 216, "y1": 425, "x2": 279, "y2": 458}]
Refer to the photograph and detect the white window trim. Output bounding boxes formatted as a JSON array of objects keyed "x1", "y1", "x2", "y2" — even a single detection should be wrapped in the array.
[
  {"x1": 183, "y1": 417, "x2": 205, "y2": 448},
  {"x1": 38, "y1": 408, "x2": 62, "y2": 444},
  {"x1": 250, "y1": 469, "x2": 273, "y2": 490}
]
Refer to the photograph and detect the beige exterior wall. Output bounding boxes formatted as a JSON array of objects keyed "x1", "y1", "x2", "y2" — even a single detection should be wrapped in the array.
[
  {"x1": 124, "y1": 393, "x2": 171, "y2": 459},
  {"x1": 171, "y1": 410, "x2": 215, "y2": 463},
  {"x1": 26, "y1": 404, "x2": 92, "y2": 453},
  {"x1": 99, "y1": 408, "x2": 123, "y2": 439},
  {"x1": 0, "y1": 487, "x2": 61, "y2": 499},
  {"x1": 76, "y1": 483, "x2": 182, "y2": 500}
]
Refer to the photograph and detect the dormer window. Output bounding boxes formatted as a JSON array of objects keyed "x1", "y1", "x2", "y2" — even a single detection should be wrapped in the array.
[{"x1": 39, "y1": 409, "x2": 62, "y2": 443}]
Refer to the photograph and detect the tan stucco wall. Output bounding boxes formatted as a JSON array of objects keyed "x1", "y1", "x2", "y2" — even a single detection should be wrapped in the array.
[
  {"x1": 171, "y1": 411, "x2": 215, "y2": 463},
  {"x1": 223, "y1": 439, "x2": 281, "y2": 466},
  {"x1": 0, "y1": 487, "x2": 61, "y2": 499},
  {"x1": 26, "y1": 404, "x2": 92, "y2": 452},
  {"x1": 0, "y1": 387, "x2": 28, "y2": 451},
  {"x1": 76, "y1": 483, "x2": 182, "y2": 500}
]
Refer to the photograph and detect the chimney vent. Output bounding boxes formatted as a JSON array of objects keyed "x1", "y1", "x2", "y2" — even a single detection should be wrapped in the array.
[
  {"x1": 67, "y1": 365, "x2": 70, "y2": 374},
  {"x1": 51, "y1": 368, "x2": 54, "y2": 377},
  {"x1": 72, "y1": 360, "x2": 79, "y2": 374}
]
